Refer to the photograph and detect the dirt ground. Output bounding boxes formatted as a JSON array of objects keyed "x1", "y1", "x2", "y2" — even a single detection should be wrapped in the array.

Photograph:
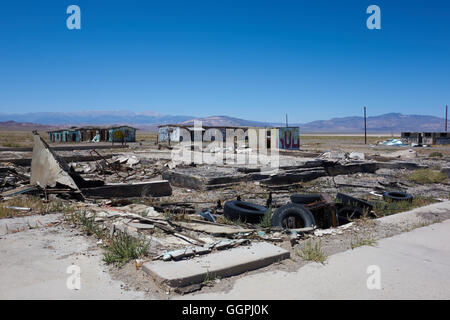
[
  {"x1": 1, "y1": 131, "x2": 449, "y2": 299},
  {"x1": 2, "y1": 130, "x2": 449, "y2": 157}
]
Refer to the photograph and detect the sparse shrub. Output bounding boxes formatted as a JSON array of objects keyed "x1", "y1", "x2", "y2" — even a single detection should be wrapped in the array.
[
  {"x1": 2, "y1": 142, "x2": 21, "y2": 148},
  {"x1": 372, "y1": 196, "x2": 436, "y2": 216},
  {"x1": 351, "y1": 237, "x2": 376, "y2": 249},
  {"x1": 103, "y1": 232, "x2": 149, "y2": 267},
  {"x1": 216, "y1": 215, "x2": 246, "y2": 226},
  {"x1": 406, "y1": 169, "x2": 447, "y2": 184},
  {"x1": 0, "y1": 196, "x2": 75, "y2": 219},
  {"x1": 258, "y1": 207, "x2": 273, "y2": 228},
  {"x1": 163, "y1": 210, "x2": 189, "y2": 221},
  {"x1": 79, "y1": 211, "x2": 96, "y2": 236},
  {"x1": 429, "y1": 152, "x2": 443, "y2": 158},
  {"x1": 297, "y1": 240, "x2": 327, "y2": 264}
]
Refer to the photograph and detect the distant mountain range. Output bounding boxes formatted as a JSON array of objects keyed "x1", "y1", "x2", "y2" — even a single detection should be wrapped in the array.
[
  {"x1": 173, "y1": 113, "x2": 448, "y2": 132},
  {"x1": 0, "y1": 120, "x2": 59, "y2": 131},
  {"x1": 179, "y1": 115, "x2": 270, "y2": 127},
  {"x1": 300, "y1": 113, "x2": 447, "y2": 133},
  {"x1": 0, "y1": 111, "x2": 192, "y2": 127},
  {"x1": 0, "y1": 111, "x2": 447, "y2": 133}
]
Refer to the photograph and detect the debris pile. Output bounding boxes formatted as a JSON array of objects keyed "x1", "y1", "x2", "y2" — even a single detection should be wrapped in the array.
[
  {"x1": 1, "y1": 133, "x2": 172, "y2": 200},
  {"x1": 0, "y1": 165, "x2": 30, "y2": 193},
  {"x1": 1, "y1": 131, "x2": 448, "y2": 292}
]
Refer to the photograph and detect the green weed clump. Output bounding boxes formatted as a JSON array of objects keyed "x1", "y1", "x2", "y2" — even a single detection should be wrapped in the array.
[
  {"x1": 103, "y1": 232, "x2": 149, "y2": 267},
  {"x1": 258, "y1": 207, "x2": 273, "y2": 228},
  {"x1": 351, "y1": 237, "x2": 377, "y2": 249},
  {"x1": 406, "y1": 169, "x2": 447, "y2": 184},
  {"x1": 297, "y1": 240, "x2": 327, "y2": 264},
  {"x1": 372, "y1": 196, "x2": 436, "y2": 217}
]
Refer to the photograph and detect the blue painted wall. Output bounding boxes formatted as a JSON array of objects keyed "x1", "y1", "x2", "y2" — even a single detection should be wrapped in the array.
[{"x1": 109, "y1": 127, "x2": 136, "y2": 143}]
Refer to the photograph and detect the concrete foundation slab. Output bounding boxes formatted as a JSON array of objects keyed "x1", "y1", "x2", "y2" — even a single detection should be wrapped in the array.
[
  {"x1": 162, "y1": 166, "x2": 247, "y2": 190},
  {"x1": 325, "y1": 163, "x2": 377, "y2": 176},
  {"x1": 81, "y1": 180, "x2": 172, "y2": 198},
  {"x1": 142, "y1": 242, "x2": 290, "y2": 287}
]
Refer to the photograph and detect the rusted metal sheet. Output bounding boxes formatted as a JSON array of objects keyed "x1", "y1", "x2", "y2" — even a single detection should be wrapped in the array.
[{"x1": 304, "y1": 193, "x2": 337, "y2": 228}]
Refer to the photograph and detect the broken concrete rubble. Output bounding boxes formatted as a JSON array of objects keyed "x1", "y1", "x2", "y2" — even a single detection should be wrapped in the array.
[
  {"x1": 30, "y1": 133, "x2": 80, "y2": 191},
  {"x1": 142, "y1": 242, "x2": 290, "y2": 288},
  {"x1": 170, "y1": 221, "x2": 254, "y2": 236},
  {"x1": 162, "y1": 161, "x2": 382, "y2": 190},
  {"x1": 26, "y1": 133, "x2": 172, "y2": 199},
  {"x1": 115, "y1": 155, "x2": 140, "y2": 166},
  {"x1": 348, "y1": 152, "x2": 365, "y2": 160},
  {"x1": 161, "y1": 157, "x2": 432, "y2": 190},
  {"x1": 382, "y1": 149, "x2": 417, "y2": 159},
  {"x1": 157, "y1": 239, "x2": 250, "y2": 262}
]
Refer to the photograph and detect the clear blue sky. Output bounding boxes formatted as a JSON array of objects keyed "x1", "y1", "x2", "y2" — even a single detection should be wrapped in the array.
[{"x1": 0, "y1": 0, "x2": 449, "y2": 123}]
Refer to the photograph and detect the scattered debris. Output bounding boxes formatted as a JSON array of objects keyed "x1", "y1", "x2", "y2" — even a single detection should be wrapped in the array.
[
  {"x1": 378, "y1": 138, "x2": 408, "y2": 146},
  {"x1": 348, "y1": 152, "x2": 365, "y2": 160},
  {"x1": 386, "y1": 149, "x2": 417, "y2": 159},
  {"x1": 198, "y1": 209, "x2": 216, "y2": 223},
  {"x1": 4, "y1": 206, "x2": 31, "y2": 212},
  {"x1": 1, "y1": 129, "x2": 449, "y2": 293}
]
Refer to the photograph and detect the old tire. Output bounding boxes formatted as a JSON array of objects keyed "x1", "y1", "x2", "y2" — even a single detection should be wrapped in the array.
[
  {"x1": 271, "y1": 203, "x2": 316, "y2": 229},
  {"x1": 223, "y1": 200, "x2": 268, "y2": 223},
  {"x1": 290, "y1": 194, "x2": 322, "y2": 205},
  {"x1": 383, "y1": 191, "x2": 413, "y2": 202},
  {"x1": 336, "y1": 193, "x2": 373, "y2": 212}
]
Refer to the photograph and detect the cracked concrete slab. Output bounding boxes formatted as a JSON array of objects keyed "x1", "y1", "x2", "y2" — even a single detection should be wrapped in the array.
[
  {"x1": 142, "y1": 242, "x2": 290, "y2": 288},
  {"x1": 0, "y1": 222, "x2": 146, "y2": 300}
]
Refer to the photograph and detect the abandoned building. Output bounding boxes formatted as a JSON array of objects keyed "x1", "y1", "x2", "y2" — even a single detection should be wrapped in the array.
[
  {"x1": 401, "y1": 132, "x2": 450, "y2": 145},
  {"x1": 47, "y1": 126, "x2": 137, "y2": 143},
  {"x1": 157, "y1": 124, "x2": 300, "y2": 150}
]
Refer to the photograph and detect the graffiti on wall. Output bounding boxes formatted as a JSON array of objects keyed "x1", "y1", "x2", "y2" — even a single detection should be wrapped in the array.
[{"x1": 279, "y1": 127, "x2": 300, "y2": 150}]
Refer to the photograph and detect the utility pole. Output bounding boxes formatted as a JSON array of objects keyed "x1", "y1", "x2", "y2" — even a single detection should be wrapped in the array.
[
  {"x1": 364, "y1": 106, "x2": 367, "y2": 144},
  {"x1": 446, "y1": 105, "x2": 448, "y2": 132},
  {"x1": 285, "y1": 114, "x2": 288, "y2": 127}
]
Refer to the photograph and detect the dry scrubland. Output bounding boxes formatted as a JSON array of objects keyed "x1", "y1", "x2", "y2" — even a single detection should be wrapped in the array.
[
  {"x1": 1, "y1": 131, "x2": 450, "y2": 158},
  {"x1": 0, "y1": 131, "x2": 38, "y2": 147}
]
